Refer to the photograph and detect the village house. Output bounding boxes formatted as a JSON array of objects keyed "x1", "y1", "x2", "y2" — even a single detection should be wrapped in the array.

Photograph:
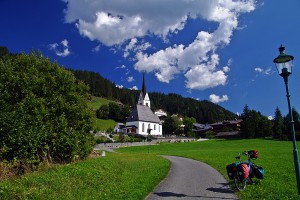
[
  {"x1": 154, "y1": 109, "x2": 167, "y2": 122},
  {"x1": 209, "y1": 119, "x2": 243, "y2": 132},
  {"x1": 209, "y1": 119, "x2": 243, "y2": 138},
  {"x1": 193, "y1": 123, "x2": 213, "y2": 134}
]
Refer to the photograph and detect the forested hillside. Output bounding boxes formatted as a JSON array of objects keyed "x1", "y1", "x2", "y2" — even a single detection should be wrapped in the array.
[{"x1": 69, "y1": 69, "x2": 237, "y2": 123}]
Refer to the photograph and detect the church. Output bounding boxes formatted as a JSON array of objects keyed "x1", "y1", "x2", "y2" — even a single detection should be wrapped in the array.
[{"x1": 126, "y1": 74, "x2": 162, "y2": 136}]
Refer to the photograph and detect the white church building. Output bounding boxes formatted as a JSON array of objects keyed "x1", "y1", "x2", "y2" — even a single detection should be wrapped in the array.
[{"x1": 126, "y1": 74, "x2": 162, "y2": 136}]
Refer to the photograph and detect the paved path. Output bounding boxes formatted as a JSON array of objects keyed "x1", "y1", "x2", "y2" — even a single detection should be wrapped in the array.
[{"x1": 146, "y1": 156, "x2": 238, "y2": 200}]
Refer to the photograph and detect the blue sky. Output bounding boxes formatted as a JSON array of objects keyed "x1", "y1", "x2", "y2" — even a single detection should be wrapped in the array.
[{"x1": 1, "y1": 0, "x2": 300, "y2": 119}]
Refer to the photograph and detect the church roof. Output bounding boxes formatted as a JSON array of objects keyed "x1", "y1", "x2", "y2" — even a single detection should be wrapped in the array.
[{"x1": 126, "y1": 104, "x2": 161, "y2": 123}]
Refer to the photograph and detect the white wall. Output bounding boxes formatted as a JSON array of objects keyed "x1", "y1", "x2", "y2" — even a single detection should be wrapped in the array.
[
  {"x1": 138, "y1": 121, "x2": 162, "y2": 136},
  {"x1": 127, "y1": 121, "x2": 162, "y2": 135}
]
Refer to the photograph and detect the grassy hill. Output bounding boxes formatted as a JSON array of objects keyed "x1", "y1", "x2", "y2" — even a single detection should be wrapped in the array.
[
  {"x1": 95, "y1": 118, "x2": 116, "y2": 132},
  {"x1": 87, "y1": 96, "x2": 118, "y2": 131},
  {"x1": 87, "y1": 96, "x2": 116, "y2": 110}
]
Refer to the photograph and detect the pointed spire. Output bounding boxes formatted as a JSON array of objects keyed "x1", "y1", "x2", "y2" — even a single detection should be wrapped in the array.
[{"x1": 142, "y1": 72, "x2": 147, "y2": 98}]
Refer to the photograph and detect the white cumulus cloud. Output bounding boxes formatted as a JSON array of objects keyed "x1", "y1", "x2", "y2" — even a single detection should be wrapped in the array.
[
  {"x1": 129, "y1": 86, "x2": 138, "y2": 90},
  {"x1": 63, "y1": 0, "x2": 256, "y2": 90},
  {"x1": 209, "y1": 94, "x2": 229, "y2": 103},
  {"x1": 127, "y1": 76, "x2": 135, "y2": 82},
  {"x1": 268, "y1": 116, "x2": 273, "y2": 120},
  {"x1": 255, "y1": 67, "x2": 274, "y2": 75},
  {"x1": 123, "y1": 38, "x2": 151, "y2": 58},
  {"x1": 49, "y1": 39, "x2": 70, "y2": 57},
  {"x1": 115, "y1": 65, "x2": 126, "y2": 70},
  {"x1": 115, "y1": 84, "x2": 124, "y2": 89},
  {"x1": 92, "y1": 44, "x2": 101, "y2": 52}
]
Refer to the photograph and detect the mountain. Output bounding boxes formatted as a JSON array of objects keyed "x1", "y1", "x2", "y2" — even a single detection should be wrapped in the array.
[{"x1": 69, "y1": 69, "x2": 237, "y2": 123}]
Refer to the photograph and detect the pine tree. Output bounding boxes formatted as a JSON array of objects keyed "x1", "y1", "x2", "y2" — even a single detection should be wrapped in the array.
[{"x1": 273, "y1": 107, "x2": 284, "y2": 139}]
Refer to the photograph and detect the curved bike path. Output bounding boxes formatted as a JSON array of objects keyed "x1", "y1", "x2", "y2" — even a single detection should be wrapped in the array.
[{"x1": 146, "y1": 156, "x2": 238, "y2": 200}]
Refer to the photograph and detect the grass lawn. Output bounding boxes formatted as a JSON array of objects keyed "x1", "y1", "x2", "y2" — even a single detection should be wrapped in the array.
[
  {"x1": 87, "y1": 96, "x2": 115, "y2": 110},
  {"x1": 118, "y1": 139, "x2": 300, "y2": 200},
  {"x1": 0, "y1": 153, "x2": 169, "y2": 200},
  {"x1": 1, "y1": 139, "x2": 299, "y2": 199},
  {"x1": 95, "y1": 118, "x2": 116, "y2": 132}
]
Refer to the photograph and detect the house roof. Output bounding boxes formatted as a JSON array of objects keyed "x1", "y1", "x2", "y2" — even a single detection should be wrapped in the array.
[
  {"x1": 193, "y1": 123, "x2": 213, "y2": 130},
  {"x1": 216, "y1": 131, "x2": 240, "y2": 137},
  {"x1": 210, "y1": 119, "x2": 243, "y2": 126},
  {"x1": 154, "y1": 109, "x2": 167, "y2": 117},
  {"x1": 126, "y1": 104, "x2": 161, "y2": 123}
]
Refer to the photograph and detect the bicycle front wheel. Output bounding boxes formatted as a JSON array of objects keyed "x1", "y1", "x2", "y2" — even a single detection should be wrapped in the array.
[{"x1": 234, "y1": 174, "x2": 246, "y2": 191}]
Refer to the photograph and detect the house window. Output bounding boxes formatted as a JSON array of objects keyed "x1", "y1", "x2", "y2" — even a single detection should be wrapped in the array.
[{"x1": 142, "y1": 123, "x2": 145, "y2": 132}]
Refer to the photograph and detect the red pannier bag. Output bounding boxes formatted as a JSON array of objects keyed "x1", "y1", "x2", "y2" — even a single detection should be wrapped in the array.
[
  {"x1": 248, "y1": 150, "x2": 258, "y2": 159},
  {"x1": 237, "y1": 163, "x2": 249, "y2": 181}
]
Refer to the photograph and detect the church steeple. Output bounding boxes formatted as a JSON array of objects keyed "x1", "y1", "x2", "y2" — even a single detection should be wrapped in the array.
[
  {"x1": 138, "y1": 73, "x2": 151, "y2": 108},
  {"x1": 142, "y1": 73, "x2": 147, "y2": 98}
]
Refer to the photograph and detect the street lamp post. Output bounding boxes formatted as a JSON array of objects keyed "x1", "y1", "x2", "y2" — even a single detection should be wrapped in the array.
[{"x1": 273, "y1": 45, "x2": 300, "y2": 194}]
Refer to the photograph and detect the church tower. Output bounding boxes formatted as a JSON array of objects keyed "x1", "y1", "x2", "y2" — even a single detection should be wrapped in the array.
[{"x1": 138, "y1": 73, "x2": 151, "y2": 108}]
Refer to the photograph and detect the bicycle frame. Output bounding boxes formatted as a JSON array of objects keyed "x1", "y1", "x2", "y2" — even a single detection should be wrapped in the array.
[{"x1": 233, "y1": 151, "x2": 255, "y2": 191}]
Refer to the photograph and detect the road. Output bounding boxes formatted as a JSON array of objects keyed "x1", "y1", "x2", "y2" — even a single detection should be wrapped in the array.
[{"x1": 146, "y1": 156, "x2": 238, "y2": 200}]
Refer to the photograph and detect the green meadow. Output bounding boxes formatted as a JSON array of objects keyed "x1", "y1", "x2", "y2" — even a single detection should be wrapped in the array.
[
  {"x1": 119, "y1": 139, "x2": 300, "y2": 199},
  {"x1": 1, "y1": 139, "x2": 300, "y2": 199},
  {"x1": 95, "y1": 118, "x2": 116, "y2": 132},
  {"x1": 87, "y1": 96, "x2": 115, "y2": 110},
  {"x1": 87, "y1": 97, "x2": 118, "y2": 132},
  {"x1": 0, "y1": 154, "x2": 169, "y2": 200}
]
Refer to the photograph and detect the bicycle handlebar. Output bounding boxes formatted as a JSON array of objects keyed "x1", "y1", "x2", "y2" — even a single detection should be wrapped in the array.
[{"x1": 235, "y1": 151, "x2": 254, "y2": 161}]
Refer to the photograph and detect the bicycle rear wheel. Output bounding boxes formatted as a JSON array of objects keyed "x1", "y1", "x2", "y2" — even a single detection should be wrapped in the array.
[{"x1": 234, "y1": 174, "x2": 246, "y2": 191}]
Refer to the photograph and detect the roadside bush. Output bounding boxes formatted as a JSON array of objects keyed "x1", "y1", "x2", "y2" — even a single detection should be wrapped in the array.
[
  {"x1": 95, "y1": 137, "x2": 111, "y2": 144},
  {"x1": 204, "y1": 130, "x2": 216, "y2": 139},
  {"x1": 0, "y1": 52, "x2": 95, "y2": 169}
]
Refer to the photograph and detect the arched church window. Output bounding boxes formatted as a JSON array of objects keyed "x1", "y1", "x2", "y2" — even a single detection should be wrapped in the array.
[{"x1": 142, "y1": 123, "x2": 145, "y2": 132}]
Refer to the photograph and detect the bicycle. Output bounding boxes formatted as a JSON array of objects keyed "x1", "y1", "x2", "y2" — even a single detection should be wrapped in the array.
[{"x1": 226, "y1": 150, "x2": 264, "y2": 191}]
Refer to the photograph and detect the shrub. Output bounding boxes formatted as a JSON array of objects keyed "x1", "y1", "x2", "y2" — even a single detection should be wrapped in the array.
[
  {"x1": 204, "y1": 130, "x2": 216, "y2": 139},
  {"x1": 0, "y1": 52, "x2": 95, "y2": 169}
]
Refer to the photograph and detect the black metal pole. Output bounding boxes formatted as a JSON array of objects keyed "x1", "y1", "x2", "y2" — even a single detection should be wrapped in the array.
[{"x1": 283, "y1": 75, "x2": 300, "y2": 194}]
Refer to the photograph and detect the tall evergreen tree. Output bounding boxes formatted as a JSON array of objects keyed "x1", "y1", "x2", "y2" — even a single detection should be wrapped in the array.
[
  {"x1": 256, "y1": 115, "x2": 272, "y2": 138},
  {"x1": 283, "y1": 107, "x2": 300, "y2": 140},
  {"x1": 241, "y1": 104, "x2": 250, "y2": 138},
  {"x1": 273, "y1": 107, "x2": 284, "y2": 139},
  {"x1": 292, "y1": 107, "x2": 300, "y2": 133},
  {"x1": 0, "y1": 46, "x2": 9, "y2": 58}
]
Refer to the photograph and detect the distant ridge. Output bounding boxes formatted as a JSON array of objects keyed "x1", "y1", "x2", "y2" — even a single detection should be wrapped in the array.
[{"x1": 69, "y1": 69, "x2": 237, "y2": 123}]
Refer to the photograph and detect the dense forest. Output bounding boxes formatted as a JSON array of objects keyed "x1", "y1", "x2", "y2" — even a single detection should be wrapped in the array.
[{"x1": 69, "y1": 69, "x2": 237, "y2": 123}]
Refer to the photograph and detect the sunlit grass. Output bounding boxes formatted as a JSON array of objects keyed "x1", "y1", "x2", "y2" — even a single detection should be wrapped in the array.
[
  {"x1": 87, "y1": 96, "x2": 114, "y2": 110},
  {"x1": 0, "y1": 153, "x2": 170, "y2": 200},
  {"x1": 1, "y1": 139, "x2": 298, "y2": 199},
  {"x1": 118, "y1": 139, "x2": 300, "y2": 200},
  {"x1": 95, "y1": 118, "x2": 116, "y2": 132}
]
